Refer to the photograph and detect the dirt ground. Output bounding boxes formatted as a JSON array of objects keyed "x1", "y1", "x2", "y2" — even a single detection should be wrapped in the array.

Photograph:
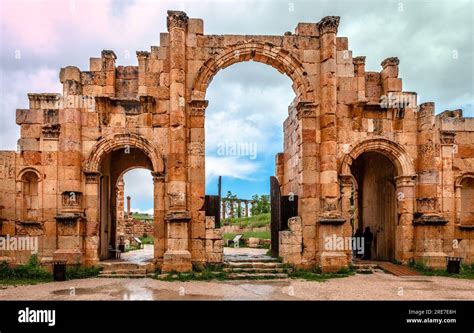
[{"x1": 0, "y1": 271, "x2": 472, "y2": 301}]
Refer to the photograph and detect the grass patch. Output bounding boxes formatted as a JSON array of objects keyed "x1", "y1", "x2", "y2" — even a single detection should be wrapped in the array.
[
  {"x1": 289, "y1": 265, "x2": 355, "y2": 281},
  {"x1": 0, "y1": 255, "x2": 52, "y2": 286},
  {"x1": 154, "y1": 265, "x2": 228, "y2": 282},
  {"x1": 224, "y1": 230, "x2": 271, "y2": 241},
  {"x1": 131, "y1": 213, "x2": 153, "y2": 221},
  {"x1": 225, "y1": 213, "x2": 270, "y2": 228},
  {"x1": 139, "y1": 236, "x2": 154, "y2": 245},
  {"x1": 65, "y1": 265, "x2": 102, "y2": 280},
  {"x1": 409, "y1": 261, "x2": 474, "y2": 279}
]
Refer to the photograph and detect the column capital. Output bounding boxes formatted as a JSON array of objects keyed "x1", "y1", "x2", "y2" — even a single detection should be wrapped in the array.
[
  {"x1": 189, "y1": 99, "x2": 209, "y2": 116},
  {"x1": 151, "y1": 171, "x2": 165, "y2": 183},
  {"x1": 167, "y1": 10, "x2": 189, "y2": 31},
  {"x1": 395, "y1": 175, "x2": 417, "y2": 187},
  {"x1": 381, "y1": 57, "x2": 400, "y2": 69},
  {"x1": 339, "y1": 174, "x2": 355, "y2": 187},
  {"x1": 296, "y1": 101, "x2": 318, "y2": 119},
  {"x1": 136, "y1": 51, "x2": 150, "y2": 60},
  {"x1": 84, "y1": 171, "x2": 101, "y2": 184},
  {"x1": 317, "y1": 16, "x2": 340, "y2": 35}
]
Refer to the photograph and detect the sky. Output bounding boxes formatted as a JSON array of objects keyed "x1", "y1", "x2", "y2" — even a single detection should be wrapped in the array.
[{"x1": 1, "y1": 0, "x2": 473, "y2": 213}]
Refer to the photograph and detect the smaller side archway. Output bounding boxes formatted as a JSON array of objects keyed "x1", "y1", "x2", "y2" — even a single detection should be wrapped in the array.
[
  {"x1": 340, "y1": 138, "x2": 416, "y2": 263},
  {"x1": 17, "y1": 168, "x2": 42, "y2": 222},
  {"x1": 82, "y1": 133, "x2": 165, "y2": 264},
  {"x1": 455, "y1": 172, "x2": 474, "y2": 225}
]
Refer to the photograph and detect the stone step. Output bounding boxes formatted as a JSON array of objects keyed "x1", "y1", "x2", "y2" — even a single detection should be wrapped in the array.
[
  {"x1": 99, "y1": 262, "x2": 146, "y2": 272},
  {"x1": 100, "y1": 268, "x2": 148, "y2": 275},
  {"x1": 98, "y1": 273, "x2": 150, "y2": 278},
  {"x1": 226, "y1": 273, "x2": 289, "y2": 280},
  {"x1": 223, "y1": 267, "x2": 288, "y2": 273},
  {"x1": 225, "y1": 257, "x2": 279, "y2": 263},
  {"x1": 224, "y1": 262, "x2": 285, "y2": 269}
]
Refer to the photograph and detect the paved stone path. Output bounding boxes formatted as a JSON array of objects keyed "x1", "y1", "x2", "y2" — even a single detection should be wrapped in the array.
[{"x1": 1, "y1": 271, "x2": 472, "y2": 300}]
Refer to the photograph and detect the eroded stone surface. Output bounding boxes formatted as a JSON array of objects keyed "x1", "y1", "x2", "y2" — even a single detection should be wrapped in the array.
[{"x1": 0, "y1": 11, "x2": 473, "y2": 272}]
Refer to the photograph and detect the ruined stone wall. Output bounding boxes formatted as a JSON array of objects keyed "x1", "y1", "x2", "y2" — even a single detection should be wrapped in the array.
[{"x1": 0, "y1": 11, "x2": 473, "y2": 272}]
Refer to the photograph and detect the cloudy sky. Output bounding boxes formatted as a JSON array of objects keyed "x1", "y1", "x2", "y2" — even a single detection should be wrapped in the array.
[{"x1": 0, "y1": 0, "x2": 472, "y2": 213}]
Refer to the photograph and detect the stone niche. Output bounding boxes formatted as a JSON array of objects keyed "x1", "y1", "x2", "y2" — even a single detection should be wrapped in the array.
[{"x1": 53, "y1": 214, "x2": 85, "y2": 264}]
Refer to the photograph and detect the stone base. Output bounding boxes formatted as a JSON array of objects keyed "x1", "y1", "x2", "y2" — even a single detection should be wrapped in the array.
[
  {"x1": 53, "y1": 249, "x2": 83, "y2": 264},
  {"x1": 414, "y1": 252, "x2": 447, "y2": 269},
  {"x1": 161, "y1": 250, "x2": 192, "y2": 272},
  {"x1": 320, "y1": 251, "x2": 348, "y2": 273}
]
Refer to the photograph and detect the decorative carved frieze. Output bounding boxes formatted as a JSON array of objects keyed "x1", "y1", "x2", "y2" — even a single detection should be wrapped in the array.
[
  {"x1": 84, "y1": 172, "x2": 100, "y2": 184},
  {"x1": 42, "y1": 124, "x2": 60, "y2": 139},
  {"x1": 440, "y1": 130, "x2": 455, "y2": 145}
]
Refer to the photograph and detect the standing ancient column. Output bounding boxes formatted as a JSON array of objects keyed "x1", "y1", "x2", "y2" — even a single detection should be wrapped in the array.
[
  {"x1": 318, "y1": 16, "x2": 340, "y2": 218},
  {"x1": 126, "y1": 196, "x2": 131, "y2": 219},
  {"x1": 162, "y1": 10, "x2": 192, "y2": 272}
]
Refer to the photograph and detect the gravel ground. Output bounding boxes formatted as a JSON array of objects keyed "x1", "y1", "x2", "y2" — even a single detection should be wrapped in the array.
[{"x1": 0, "y1": 271, "x2": 473, "y2": 300}]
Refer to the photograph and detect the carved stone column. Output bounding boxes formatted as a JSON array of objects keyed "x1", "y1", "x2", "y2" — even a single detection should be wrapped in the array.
[
  {"x1": 188, "y1": 99, "x2": 208, "y2": 265},
  {"x1": 295, "y1": 101, "x2": 319, "y2": 266},
  {"x1": 162, "y1": 11, "x2": 192, "y2": 272},
  {"x1": 318, "y1": 16, "x2": 341, "y2": 220},
  {"x1": 152, "y1": 172, "x2": 166, "y2": 264},
  {"x1": 167, "y1": 10, "x2": 189, "y2": 214},
  {"x1": 396, "y1": 175, "x2": 416, "y2": 263},
  {"x1": 83, "y1": 171, "x2": 101, "y2": 266},
  {"x1": 416, "y1": 102, "x2": 441, "y2": 217}
]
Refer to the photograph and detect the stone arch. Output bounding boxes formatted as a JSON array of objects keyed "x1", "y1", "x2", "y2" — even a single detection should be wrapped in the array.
[
  {"x1": 341, "y1": 137, "x2": 416, "y2": 177},
  {"x1": 83, "y1": 132, "x2": 164, "y2": 174},
  {"x1": 191, "y1": 41, "x2": 313, "y2": 101},
  {"x1": 455, "y1": 172, "x2": 474, "y2": 224},
  {"x1": 17, "y1": 167, "x2": 42, "y2": 182},
  {"x1": 455, "y1": 172, "x2": 474, "y2": 187}
]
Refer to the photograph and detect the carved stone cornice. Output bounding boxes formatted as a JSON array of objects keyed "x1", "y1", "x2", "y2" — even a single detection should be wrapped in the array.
[
  {"x1": 440, "y1": 130, "x2": 455, "y2": 145},
  {"x1": 165, "y1": 210, "x2": 191, "y2": 223},
  {"x1": 42, "y1": 124, "x2": 60, "y2": 139},
  {"x1": 296, "y1": 101, "x2": 318, "y2": 119},
  {"x1": 317, "y1": 16, "x2": 340, "y2": 35},
  {"x1": 167, "y1": 10, "x2": 189, "y2": 30},
  {"x1": 189, "y1": 99, "x2": 209, "y2": 116},
  {"x1": 381, "y1": 57, "x2": 400, "y2": 68},
  {"x1": 413, "y1": 214, "x2": 448, "y2": 226},
  {"x1": 84, "y1": 171, "x2": 101, "y2": 184}
]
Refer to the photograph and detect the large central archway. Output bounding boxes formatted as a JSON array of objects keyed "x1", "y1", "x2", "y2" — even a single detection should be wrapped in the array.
[{"x1": 187, "y1": 40, "x2": 316, "y2": 262}]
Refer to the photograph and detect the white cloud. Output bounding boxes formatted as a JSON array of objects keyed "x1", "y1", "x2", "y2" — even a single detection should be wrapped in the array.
[
  {"x1": 206, "y1": 156, "x2": 261, "y2": 181},
  {"x1": 130, "y1": 207, "x2": 154, "y2": 215},
  {"x1": 123, "y1": 169, "x2": 154, "y2": 211}
]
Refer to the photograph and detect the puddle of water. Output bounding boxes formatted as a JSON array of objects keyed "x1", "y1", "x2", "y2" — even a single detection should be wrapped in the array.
[{"x1": 52, "y1": 286, "x2": 221, "y2": 300}]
